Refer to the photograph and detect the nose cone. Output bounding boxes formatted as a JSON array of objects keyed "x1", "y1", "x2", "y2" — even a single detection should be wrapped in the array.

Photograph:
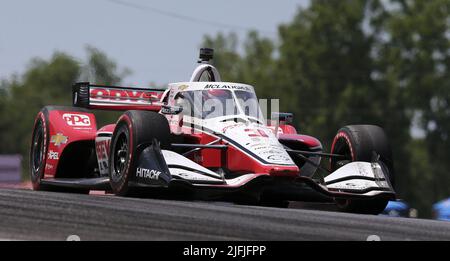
[{"x1": 220, "y1": 122, "x2": 296, "y2": 166}]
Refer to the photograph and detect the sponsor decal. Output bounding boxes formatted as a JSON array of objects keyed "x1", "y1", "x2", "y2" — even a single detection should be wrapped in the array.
[
  {"x1": 47, "y1": 150, "x2": 59, "y2": 160},
  {"x1": 136, "y1": 168, "x2": 161, "y2": 180},
  {"x1": 249, "y1": 143, "x2": 267, "y2": 148},
  {"x1": 50, "y1": 133, "x2": 68, "y2": 147},
  {"x1": 328, "y1": 181, "x2": 370, "y2": 190},
  {"x1": 260, "y1": 151, "x2": 289, "y2": 160},
  {"x1": 250, "y1": 143, "x2": 269, "y2": 150},
  {"x1": 63, "y1": 113, "x2": 91, "y2": 127},
  {"x1": 45, "y1": 164, "x2": 54, "y2": 170},
  {"x1": 259, "y1": 147, "x2": 285, "y2": 154},
  {"x1": 204, "y1": 84, "x2": 252, "y2": 92},
  {"x1": 251, "y1": 137, "x2": 261, "y2": 142},
  {"x1": 160, "y1": 105, "x2": 183, "y2": 115},
  {"x1": 245, "y1": 128, "x2": 269, "y2": 138},
  {"x1": 178, "y1": 84, "x2": 189, "y2": 91},
  {"x1": 267, "y1": 155, "x2": 289, "y2": 161},
  {"x1": 221, "y1": 123, "x2": 245, "y2": 133},
  {"x1": 171, "y1": 171, "x2": 214, "y2": 182},
  {"x1": 95, "y1": 139, "x2": 111, "y2": 176},
  {"x1": 90, "y1": 87, "x2": 161, "y2": 102}
]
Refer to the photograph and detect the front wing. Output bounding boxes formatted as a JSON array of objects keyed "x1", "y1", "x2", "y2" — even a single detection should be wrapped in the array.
[{"x1": 133, "y1": 145, "x2": 395, "y2": 201}]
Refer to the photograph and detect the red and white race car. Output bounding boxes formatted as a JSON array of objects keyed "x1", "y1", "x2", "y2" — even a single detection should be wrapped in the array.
[{"x1": 30, "y1": 48, "x2": 395, "y2": 214}]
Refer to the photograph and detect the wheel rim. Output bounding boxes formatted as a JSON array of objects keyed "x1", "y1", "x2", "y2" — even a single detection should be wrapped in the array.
[
  {"x1": 112, "y1": 133, "x2": 129, "y2": 181},
  {"x1": 31, "y1": 121, "x2": 44, "y2": 175}
]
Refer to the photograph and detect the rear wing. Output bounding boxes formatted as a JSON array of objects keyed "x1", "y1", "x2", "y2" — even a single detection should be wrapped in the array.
[{"x1": 72, "y1": 82, "x2": 166, "y2": 111}]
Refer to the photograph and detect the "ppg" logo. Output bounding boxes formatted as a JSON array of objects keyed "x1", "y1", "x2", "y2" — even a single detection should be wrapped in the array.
[{"x1": 62, "y1": 113, "x2": 91, "y2": 127}]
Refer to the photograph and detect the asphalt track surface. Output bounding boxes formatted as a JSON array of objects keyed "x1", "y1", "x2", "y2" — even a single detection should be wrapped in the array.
[{"x1": 0, "y1": 188, "x2": 449, "y2": 241}]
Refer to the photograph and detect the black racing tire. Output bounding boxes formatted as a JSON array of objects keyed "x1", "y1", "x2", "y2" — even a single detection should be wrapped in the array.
[
  {"x1": 109, "y1": 110, "x2": 170, "y2": 196},
  {"x1": 30, "y1": 111, "x2": 48, "y2": 191},
  {"x1": 30, "y1": 106, "x2": 90, "y2": 194},
  {"x1": 330, "y1": 125, "x2": 394, "y2": 215}
]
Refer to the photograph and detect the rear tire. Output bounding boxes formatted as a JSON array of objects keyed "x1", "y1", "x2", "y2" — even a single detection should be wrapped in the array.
[
  {"x1": 30, "y1": 112, "x2": 47, "y2": 191},
  {"x1": 109, "y1": 111, "x2": 170, "y2": 196},
  {"x1": 330, "y1": 125, "x2": 394, "y2": 215}
]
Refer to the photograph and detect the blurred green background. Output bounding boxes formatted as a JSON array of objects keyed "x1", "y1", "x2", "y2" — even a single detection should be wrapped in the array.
[{"x1": 1, "y1": 0, "x2": 449, "y2": 218}]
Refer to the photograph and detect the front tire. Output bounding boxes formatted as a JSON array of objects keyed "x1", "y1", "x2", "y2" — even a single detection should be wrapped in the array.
[
  {"x1": 109, "y1": 110, "x2": 170, "y2": 196},
  {"x1": 330, "y1": 125, "x2": 394, "y2": 215}
]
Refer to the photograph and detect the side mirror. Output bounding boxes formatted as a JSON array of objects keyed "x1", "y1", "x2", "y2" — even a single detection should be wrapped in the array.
[
  {"x1": 271, "y1": 112, "x2": 293, "y2": 124},
  {"x1": 161, "y1": 105, "x2": 183, "y2": 115},
  {"x1": 271, "y1": 112, "x2": 294, "y2": 138}
]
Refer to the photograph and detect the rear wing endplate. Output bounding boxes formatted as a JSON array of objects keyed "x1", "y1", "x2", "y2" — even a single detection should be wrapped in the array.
[{"x1": 72, "y1": 82, "x2": 165, "y2": 111}]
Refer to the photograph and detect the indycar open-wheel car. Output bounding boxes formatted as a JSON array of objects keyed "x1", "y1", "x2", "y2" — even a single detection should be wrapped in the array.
[{"x1": 30, "y1": 48, "x2": 395, "y2": 214}]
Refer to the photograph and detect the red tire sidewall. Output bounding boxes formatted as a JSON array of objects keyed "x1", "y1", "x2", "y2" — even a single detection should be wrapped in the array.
[{"x1": 330, "y1": 130, "x2": 355, "y2": 170}]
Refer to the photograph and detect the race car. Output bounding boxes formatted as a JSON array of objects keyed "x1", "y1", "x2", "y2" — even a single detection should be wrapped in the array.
[{"x1": 30, "y1": 48, "x2": 395, "y2": 214}]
